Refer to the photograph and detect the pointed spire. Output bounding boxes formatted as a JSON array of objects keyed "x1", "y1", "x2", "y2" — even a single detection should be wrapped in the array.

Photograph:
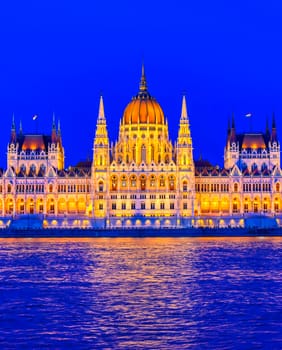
[
  {"x1": 52, "y1": 112, "x2": 56, "y2": 130},
  {"x1": 272, "y1": 112, "x2": 276, "y2": 129},
  {"x1": 139, "y1": 63, "x2": 148, "y2": 92},
  {"x1": 180, "y1": 95, "x2": 188, "y2": 120},
  {"x1": 11, "y1": 113, "x2": 15, "y2": 130},
  {"x1": 51, "y1": 113, "x2": 57, "y2": 143},
  {"x1": 98, "y1": 95, "x2": 105, "y2": 122},
  {"x1": 271, "y1": 112, "x2": 277, "y2": 143},
  {"x1": 231, "y1": 112, "x2": 235, "y2": 129},
  {"x1": 19, "y1": 119, "x2": 23, "y2": 135},
  {"x1": 230, "y1": 113, "x2": 236, "y2": 143},
  {"x1": 227, "y1": 118, "x2": 231, "y2": 134},
  {"x1": 10, "y1": 113, "x2": 17, "y2": 143},
  {"x1": 58, "y1": 119, "x2": 61, "y2": 135}
]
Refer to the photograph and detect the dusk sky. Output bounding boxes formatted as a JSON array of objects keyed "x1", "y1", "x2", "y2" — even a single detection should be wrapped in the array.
[{"x1": 0, "y1": 1, "x2": 281, "y2": 168}]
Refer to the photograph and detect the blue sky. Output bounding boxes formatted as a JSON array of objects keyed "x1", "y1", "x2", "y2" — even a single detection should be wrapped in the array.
[{"x1": 0, "y1": 1, "x2": 281, "y2": 167}]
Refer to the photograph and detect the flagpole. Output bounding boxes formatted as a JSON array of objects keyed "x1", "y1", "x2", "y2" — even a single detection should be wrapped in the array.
[
  {"x1": 245, "y1": 113, "x2": 252, "y2": 132},
  {"x1": 33, "y1": 114, "x2": 38, "y2": 134}
]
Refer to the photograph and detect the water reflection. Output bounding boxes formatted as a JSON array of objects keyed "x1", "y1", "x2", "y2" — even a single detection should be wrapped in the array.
[{"x1": 0, "y1": 237, "x2": 281, "y2": 349}]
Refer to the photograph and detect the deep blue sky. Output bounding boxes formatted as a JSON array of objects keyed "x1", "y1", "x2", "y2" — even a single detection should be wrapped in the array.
[{"x1": 0, "y1": 1, "x2": 281, "y2": 168}]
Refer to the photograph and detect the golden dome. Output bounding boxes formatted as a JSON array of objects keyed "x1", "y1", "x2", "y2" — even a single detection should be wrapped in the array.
[{"x1": 122, "y1": 66, "x2": 165, "y2": 125}]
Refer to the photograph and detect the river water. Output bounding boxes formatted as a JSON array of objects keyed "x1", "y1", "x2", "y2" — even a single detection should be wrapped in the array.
[{"x1": 0, "y1": 237, "x2": 281, "y2": 349}]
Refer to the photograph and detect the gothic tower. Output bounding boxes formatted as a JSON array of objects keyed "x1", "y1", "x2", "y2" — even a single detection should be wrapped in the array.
[
  {"x1": 176, "y1": 95, "x2": 195, "y2": 217},
  {"x1": 92, "y1": 95, "x2": 110, "y2": 219}
]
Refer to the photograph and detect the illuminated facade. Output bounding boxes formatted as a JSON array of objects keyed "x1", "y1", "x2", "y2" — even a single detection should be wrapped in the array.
[{"x1": 0, "y1": 67, "x2": 281, "y2": 228}]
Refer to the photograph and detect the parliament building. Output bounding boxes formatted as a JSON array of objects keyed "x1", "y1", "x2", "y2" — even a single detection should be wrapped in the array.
[{"x1": 1, "y1": 67, "x2": 281, "y2": 229}]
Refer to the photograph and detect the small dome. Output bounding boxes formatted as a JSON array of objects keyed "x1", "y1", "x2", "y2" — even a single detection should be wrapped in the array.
[{"x1": 122, "y1": 65, "x2": 165, "y2": 125}]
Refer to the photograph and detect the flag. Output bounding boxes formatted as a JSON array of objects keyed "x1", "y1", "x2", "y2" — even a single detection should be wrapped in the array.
[
  {"x1": 32, "y1": 114, "x2": 38, "y2": 121},
  {"x1": 245, "y1": 113, "x2": 252, "y2": 117}
]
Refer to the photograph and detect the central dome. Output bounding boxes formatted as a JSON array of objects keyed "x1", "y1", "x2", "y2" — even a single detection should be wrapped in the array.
[{"x1": 122, "y1": 66, "x2": 165, "y2": 125}]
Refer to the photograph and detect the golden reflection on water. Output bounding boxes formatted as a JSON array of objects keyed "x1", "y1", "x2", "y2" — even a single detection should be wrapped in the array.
[{"x1": 0, "y1": 236, "x2": 281, "y2": 349}]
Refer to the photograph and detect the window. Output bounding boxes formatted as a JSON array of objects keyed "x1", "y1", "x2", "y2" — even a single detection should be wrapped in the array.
[
  {"x1": 130, "y1": 176, "x2": 137, "y2": 187},
  {"x1": 112, "y1": 203, "x2": 116, "y2": 210},
  {"x1": 140, "y1": 175, "x2": 146, "y2": 191},
  {"x1": 121, "y1": 203, "x2": 126, "y2": 210},
  {"x1": 244, "y1": 203, "x2": 248, "y2": 213},
  {"x1": 131, "y1": 203, "x2": 135, "y2": 210},
  {"x1": 170, "y1": 203, "x2": 174, "y2": 210},
  {"x1": 232, "y1": 202, "x2": 238, "y2": 213},
  {"x1": 151, "y1": 203, "x2": 155, "y2": 210},
  {"x1": 276, "y1": 183, "x2": 280, "y2": 192},
  {"x1": 121, "y1": 176, "x2": 127, "y2": 187},
  {"x1": 169, "y1": 176, "x2": 175, "y2": 191},
  {"x1": 183, "y1": 181, "x2": 188, "y2": 191},
  {"x1": 141, "y1": 202, "x2": 146, "y2": 210},
  {"x1": 183, "y1": 203, "x2": 188, "y2": 210},
  {"x1": 160, "y1": 203, "x2": 165, "y2": 210},
  {"x1": 98, "y1": 181, "x2": 104, "y2": 192},
  {"x1": 111, "y1": 176, "x2": 117, "y2": 191},
  {"x1": 254, "y1": 203, "x2": 258, "y2": 213},
  {"x1": 234, "y1": 183, "x2": 239, "y2": 192},
  {"x1": 99, "y1": 203, "x2": 103, "y2": 210}
]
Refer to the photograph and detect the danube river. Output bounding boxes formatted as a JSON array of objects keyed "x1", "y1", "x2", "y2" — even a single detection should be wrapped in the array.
[{"x1": 0, "y1": 237, "x2": 281, "y2": 349}]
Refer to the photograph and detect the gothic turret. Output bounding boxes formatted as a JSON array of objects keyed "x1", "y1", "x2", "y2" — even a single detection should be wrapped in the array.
[
  {"x1": 93, "y1": 95, "x2": 109, "y2": 167},
  {"x1": 176, "y1": 95, "x2": 193, "y2": 167},
  {"x1": 10, "y1": 114, "x2": 17, "y2": 144},
  {"x1": 51, "y1": 113, "x2": 57, "y2": 143}
]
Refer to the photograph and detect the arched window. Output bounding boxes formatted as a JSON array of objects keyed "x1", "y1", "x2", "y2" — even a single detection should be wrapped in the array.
[
  {"x1": 121, "y1": 176, "x2": 127, "y2": 188},
  {"x1": 130, "y1": 175, "x2": 137, "y2": 187},
  {"x1": 151, "y1": 145, "x2": 154, "y2": 162},
  {"x1": 20, "y1": 164, "x2": 26, "y2": 174},
  {"x1": 150, "y1": 176, "x2": 156, "y2": 187},
  {"x1": 40, "y1": 164, "x2": 46, "y2": 175},
  {"x1": 251, "y1": 163, "x2": 257, "y2": 172},
  {"x1": 169, "y1": 175, "x2": 175, "y2": 191},
  {"x1": 7, "y1": 184, "x2": 12, "y2": 193},
  {"x1": 99, "y1": 155, "x2": 103, "y2": 166},
  {"x1": 141, "y1": 145, "x2": 146, "y2": 163},
  {"x1": 159, "y1": 176, "x2": 165, "y2": 188},
  {"x1": 30, "y1": 164, "x2": 36, "y2": 174},
  {"x1": 234, "y1": 183, "x2": 239, "y2": 192},
  {"x1": 183, "y1": 181, "x2": 188, "y2": 192},
  {"x1": 140, "y1": 175, "x2": 146, "y2": 191},
  {"x1": 49, "y1": 184, "x2": 53, "y2": 193},
  {"x1": 276, "y1": 183, "x2": 280, "y2": 192},
  {"x1": 111, "y1": 176, "x2": 117, "y2": 191},
  {"x1": 183, "y1": 155, "x2": 187, "y2": 165},
  {"x1": 98, "y1": 181, "x2": 104, "y2": 192},
  {"x1": 133, "y1": 145, "x2": 136, "y2": 162}
]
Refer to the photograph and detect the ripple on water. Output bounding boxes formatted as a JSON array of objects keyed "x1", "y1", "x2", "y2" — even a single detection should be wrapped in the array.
[{"x1": 0, "y1": 237, "x2": 281, "y2": 349}]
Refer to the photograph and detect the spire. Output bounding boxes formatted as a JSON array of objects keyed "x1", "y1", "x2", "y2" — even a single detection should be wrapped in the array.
[
  {"x1": 51, "y1": 113, "x2": 57, "y2": 143},
  {"x1": 180, "y1": 95, "x2": 188, "y2": 121},
  {"x1": 19, "y1": 119, "x2": 23, "y2": 135},
  {"x1": 11, "y1": 113, "x2": 15, "y2": 130},
  {"x1": 227, "y1": 118, "x2": 231, "y2": 134},
  {"x1": 98, "y1": 95, "x2": 106, "y2": 123},
  {"x1": 10, "y1": 113, "x2": 17, "y2": 143},
  {"x1": 139, "y1": 63, "x2": 148, "y2": 92},
  {"x1": 52, "y1": 112, "x2": 56, "y2": 130},
  {"x1": 272, "y1": 112, "x2": 276, "y2": 129},
  {"x1": 58, "y1": 119, "x2": 61, "y2": 136},
  {"x1": 231, "y1": 112, "x2": 235, "y2": 129},
  {"x1": 230, "y1": 113, "x2": 236, "y2": 143},
  {"x1": 271, "y1": 112, "x2": 277, "y2": 143}
]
